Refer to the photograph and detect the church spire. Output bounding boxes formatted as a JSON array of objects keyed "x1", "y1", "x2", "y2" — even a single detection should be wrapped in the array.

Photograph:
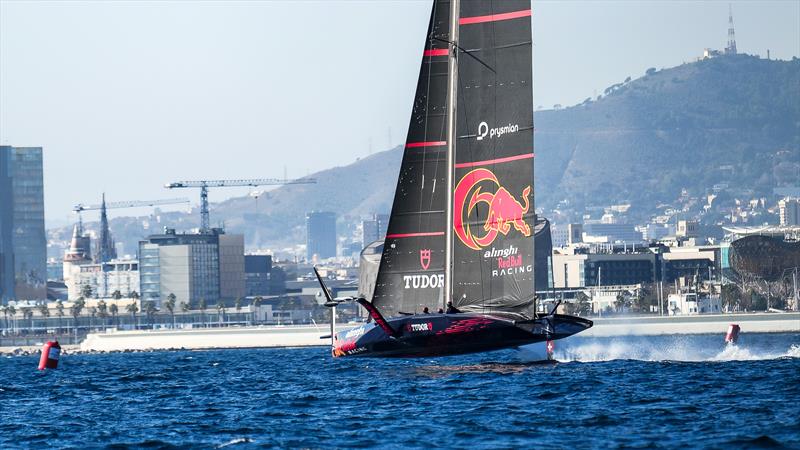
[{"x1": 97, "y1": 193, "x2": 117, "y2": 263}]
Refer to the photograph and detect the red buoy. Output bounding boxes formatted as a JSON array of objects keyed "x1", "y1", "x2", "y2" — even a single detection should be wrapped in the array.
[
  {"x1": 725, "y1": 324, "x2": 740, "y2": 345},
  {"x1": 38, "y1": 341, "x2": 61, "y2": 370}
]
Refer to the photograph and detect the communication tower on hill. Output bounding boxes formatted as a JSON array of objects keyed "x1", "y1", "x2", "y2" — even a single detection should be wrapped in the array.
[{"x1": 725, "y1": 4, "x2": 737, "y2": 55}]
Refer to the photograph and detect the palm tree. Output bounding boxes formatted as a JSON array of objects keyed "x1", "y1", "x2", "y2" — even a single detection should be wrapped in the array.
[
  {"x1": 38, "y1": 303, "x2": 50, "y2": 330},
  {"x1": 234, "y1": 297, "x2": 242, "y2": 323},
  {"x1": 7, "y1": 305, "x2": 16, "y2": 333},
  {"x1": 614, "y1": 293, "x2": 627, "y2": 313},
  {"x1": 1, "y1": 306, "x2": 8, "y2": 331},
  {"x1": 56, "y1": 300, "x2": 65, "y2": 332},
  {"x1": 165, "y1": 294, "x2": 177, "y2": 328},
  {"x1": 70, "y1": 298, "x2": 85, "y2": 336},
  {"x1": 80, "y1": 283, "x2": 93, "y2": 300},
  {"x1": 252, "y1": 296, "x2": 263, "y2": 325},
  {"x1": 109, "y1": 303, "x2": 119, "y2": 327},
  {"x1": 126, "y1": 301, "x2": 139, "y2": 329},
  {"x1": 216, "y1": 300, "x2": 226, "y2": 325},
  {"x1": 97, "y1": 300, "x2": 108, "y2": 328},
  {"x1": 89, "y1": 306, "x2": 97, "y2": 329},
  {"x1": 143, "y1": 300, "x2": 157, "y2": 329},
  {"x1": 198, "y1": 298, "x2": 207, "y2": 328},
  {"x1": 20, "y1": 307, "x2": 33, "y2": 332}
]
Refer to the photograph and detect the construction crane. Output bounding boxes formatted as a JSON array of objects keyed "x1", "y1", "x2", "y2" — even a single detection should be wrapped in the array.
[
  {"x1": 164, "y1": 178, "x2": 317, "y2": 232},
  {"x1": 72, "y1": 197, "x2": 191, "y2": 222}
]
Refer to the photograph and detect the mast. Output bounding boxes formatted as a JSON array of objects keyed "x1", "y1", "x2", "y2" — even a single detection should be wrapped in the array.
[{"x1": 444, "y1": 0, "x2": 460, "y2": 309}]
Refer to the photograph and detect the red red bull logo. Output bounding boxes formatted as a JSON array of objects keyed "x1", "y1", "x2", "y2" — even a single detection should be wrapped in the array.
[{"x1": 453, "y1": 168, "x2": 532, "y2": 250}]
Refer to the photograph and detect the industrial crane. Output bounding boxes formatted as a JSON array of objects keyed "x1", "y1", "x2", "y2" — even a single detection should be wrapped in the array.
[
  {"x1": 164, "y1": 178, "x2": 317, "y2": 232},
  {"x1": 72, "y1": 197, "x2": 191, "y2": 222}
]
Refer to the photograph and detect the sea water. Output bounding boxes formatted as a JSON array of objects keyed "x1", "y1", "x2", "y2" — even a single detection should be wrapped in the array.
[{"x1": 1, "y1": 333, "x2": 798, "y2": 448}]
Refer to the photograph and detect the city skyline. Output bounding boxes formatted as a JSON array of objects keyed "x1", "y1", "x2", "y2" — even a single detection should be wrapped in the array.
[{"x1": 1, "y1": 0, "x2": 799, "y2": 225}]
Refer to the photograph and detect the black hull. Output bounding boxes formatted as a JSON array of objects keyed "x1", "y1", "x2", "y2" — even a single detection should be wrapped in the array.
[{"x1": 333, "y1": 313, "x2": 592, "y2": 358}]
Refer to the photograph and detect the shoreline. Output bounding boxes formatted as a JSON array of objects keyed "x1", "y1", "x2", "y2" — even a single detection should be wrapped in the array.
[{"x1": 2, "y1": 312, "x2": 797, "y2": 355}]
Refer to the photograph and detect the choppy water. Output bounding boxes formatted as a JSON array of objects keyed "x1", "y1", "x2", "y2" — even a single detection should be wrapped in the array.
[{"x1": 2, "y1": 333, "x2": 799, "y2": 449}]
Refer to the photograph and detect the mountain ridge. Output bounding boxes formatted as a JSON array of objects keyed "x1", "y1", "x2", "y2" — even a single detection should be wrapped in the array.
[{"x1": 49, "y1": 55, "x2": 800, "y2": 254}]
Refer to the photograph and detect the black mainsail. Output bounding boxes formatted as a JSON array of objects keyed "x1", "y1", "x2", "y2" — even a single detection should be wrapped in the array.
[
  {"x1": 451, "y1": 1, "x2": 535, "y2": 318},
  {"x1": 375, "y1": 0, "x2": 536, "y2": 319},
  {"x1": 322, "y1": 0, "x2": 592, "y2": 358},
  {"x1": 371, "y1": 0, "x2": 452, "y2": 317}
]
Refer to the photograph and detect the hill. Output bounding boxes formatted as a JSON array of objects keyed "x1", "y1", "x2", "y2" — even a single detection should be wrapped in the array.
[
  {"x1": 50, "y1": 55, "x2": 800, "y2": 253},
  {"x1": 535, "y1": 55, "x2": 800, "y2": 221}
]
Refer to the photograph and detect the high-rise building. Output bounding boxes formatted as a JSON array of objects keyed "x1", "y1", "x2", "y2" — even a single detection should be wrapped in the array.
[
  {"x1": 361, "y1": 213, "x2": 389, "y2": 249},
  {"x1": 306, "y1": 211, "x2": 337, "y2": 260},
  {"x1": 244, "y1": 254, "x2": 272, "y2": 296},
  {"x1": 779, "y1": 197, "x2": 800, "y2": 226},
  {"x1": 0, "y1": 146, "x2": 47, "y2": 303},
  {"x1": 138, "y1": 229, "x2": 244, "y2": 307}
]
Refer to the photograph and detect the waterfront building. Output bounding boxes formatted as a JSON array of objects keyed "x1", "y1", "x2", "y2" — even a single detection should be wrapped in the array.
[
  {"x1": 661, "y1": 247, "x2": 716, "y2": 283},
  {"x1": 63, "y1": 223, "x2": 93, "y2": 300},
  {"x1": 306, "y1": 211, "x2": 337, "y2": 260},
  {"x1": 550, "y1": 225, "x2": 568, "y2": 248},
  {"x1": 245, "y1": 254, "x2": 272, "y2": 296},
  {"x1": 582, "y1": 223, "x2": 643, "y2": 244},
  {"x1": 138, "y1": 228, "x2": 245, "y2": 307},
  {"x1": 779, "y1": 197, "x2": 800, "y2": 226},
  {"x1": 551, "y1": 243, "x2": 719, "y2": 289},
  {"x1": 667, "y1": 292, "x2": 722, "y2": 315},
  {"x1": 552, "y1": 252, "x2": 657, "y2": 288},
  {"x1": 75, "y1": 258, "x2": 140, "y2": 299},
  {"x1": 361, "y1": 213, "x2": 389, "y2": 249},
  {"x1": 0, "y1": 146, "x2": 47, "y2": 303},
  {"x1": 676, "y1": 220, "x2": 699, "y2": 238}
]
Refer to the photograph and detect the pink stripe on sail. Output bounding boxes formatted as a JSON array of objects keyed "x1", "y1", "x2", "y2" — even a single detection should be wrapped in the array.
[
  {"x1": 385, "y1": 232, "x2": 445, "y2": 239},
  {"x1": 454, "y1": 153, "x2": 534, "y2": 169},
  {"x1": 459, "y1": 9, "x2": 531, "y2": 25},
  {"x1": 406, "y1": 141, "x2": 447, "y2": 148},
  {"x1": 423, "y1": 49, "x2": 449, "y2": 57}
]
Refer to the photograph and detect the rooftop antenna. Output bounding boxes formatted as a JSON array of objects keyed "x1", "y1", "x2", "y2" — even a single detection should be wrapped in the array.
[{"x1": 726, "y1": 4, "x2": 737, "y2": 55}]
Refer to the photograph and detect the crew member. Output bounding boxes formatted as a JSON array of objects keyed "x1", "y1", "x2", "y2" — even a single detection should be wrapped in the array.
[
  {"x1": 446, "y1": 301, "x2": 460, "y2": 314},
  {"x1": 423, "y1": 307, "x2": 430, "y2": 314}
]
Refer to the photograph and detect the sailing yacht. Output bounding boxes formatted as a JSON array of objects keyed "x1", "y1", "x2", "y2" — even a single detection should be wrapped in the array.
[{"x1": 315, "y1": 0, "x2": 592, "y2": 359}]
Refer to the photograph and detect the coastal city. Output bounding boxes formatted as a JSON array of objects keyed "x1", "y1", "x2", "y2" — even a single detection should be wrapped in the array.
[
  {"x1": 1, "y1": 0, "x2": 799, "y2": 448},
  {"x1": 1, "y1": 133, "x2": 798, "y2": 348}
]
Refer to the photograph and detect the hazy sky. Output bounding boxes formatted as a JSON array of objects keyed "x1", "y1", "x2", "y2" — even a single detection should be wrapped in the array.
[{"x1": 1, "y1": 0, "x2": 798, "y2": 226}]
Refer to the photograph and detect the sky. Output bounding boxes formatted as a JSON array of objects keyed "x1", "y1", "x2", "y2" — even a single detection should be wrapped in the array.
[{"x1": 1, "y1": 0, "x2": 798, "y2": 227}]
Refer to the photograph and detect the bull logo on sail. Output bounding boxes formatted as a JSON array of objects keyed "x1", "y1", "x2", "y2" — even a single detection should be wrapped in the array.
[{"x1": 453, "y1": 168, "x2": 531, "y2": 251}]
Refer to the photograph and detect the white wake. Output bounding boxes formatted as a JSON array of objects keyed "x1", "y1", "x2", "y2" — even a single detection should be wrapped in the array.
[{"x1": 551, "y1": 337, "x2": 800, "y2": 363}]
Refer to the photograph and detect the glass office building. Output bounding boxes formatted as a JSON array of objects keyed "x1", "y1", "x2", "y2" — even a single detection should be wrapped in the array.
[
  {"x1": 138, "y1": 229, "x2": 244, "y2": 307},
  {"x1": 0, "y1": 146, "x2": 47, "y2": 303},
  {"x1": 306, "y1": 211, "x2": 337, "y2": 260}
]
